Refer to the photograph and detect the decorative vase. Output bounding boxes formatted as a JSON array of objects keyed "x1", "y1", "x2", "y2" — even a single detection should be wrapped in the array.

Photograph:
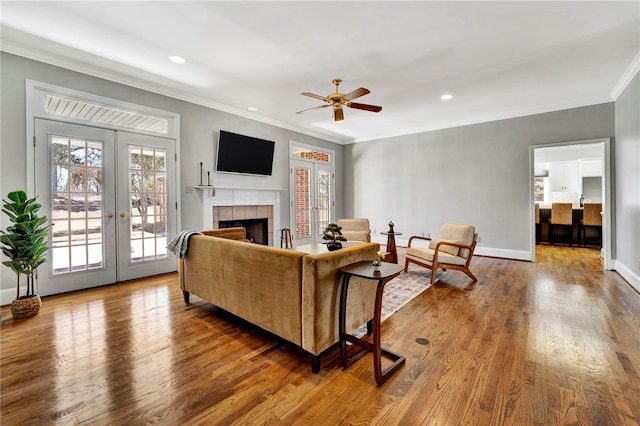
[
  {"x1": 11, "y1": 295, "x2": 42, "y2": 319},
  {"x1": 372, "y1": 259, "x2": 381, "y2": 271},
  {"x1": 327, "y1": 242, "x2": 342, "y2": 251}
]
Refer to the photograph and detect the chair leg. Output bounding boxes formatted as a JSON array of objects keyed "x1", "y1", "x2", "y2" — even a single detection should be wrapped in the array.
[
  {"x1": 430, "y1": 265, "x2": 438, "y2": 285},
  {"x1": 463, "y1": 268, "x2": 478, "y2": 283},
  {"x1": 404, "y1": 258, "x2": 410, "y2": 272}
]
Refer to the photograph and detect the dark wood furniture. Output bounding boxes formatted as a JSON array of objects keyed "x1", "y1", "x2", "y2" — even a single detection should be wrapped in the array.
[
  {"x1": 536, "y1": 206, "x2": 601, "y2": 246},
  {"x1": 338, "y1": 261, "x2": 405, "y2": 386},
  {"x1": 381, "y1": 230, "x2": 402, "y2": 264}
]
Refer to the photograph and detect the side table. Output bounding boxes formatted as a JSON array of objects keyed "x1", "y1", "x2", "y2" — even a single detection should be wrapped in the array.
[
  {"x1": 381, "y1": 231, "x2": 402, "y2": 264},
  {"x1": 338, "y1": 261, "x2": 405, "y2": 386}
]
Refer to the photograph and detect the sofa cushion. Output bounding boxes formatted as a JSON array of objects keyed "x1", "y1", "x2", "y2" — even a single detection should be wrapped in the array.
[
  {"x1": 337, "y1": 218, "x2": 370, "y2": 242},
  {"x1": 438, "y1": 223, "x2": 476, "y2": 258},
  {"x1": 428, "y1": 238, "x2": 460, "y2": 256},
  {"x1": 341, "y1": 230, "x2": 370, "y2": 242},
  {"x1": 406, "y1": 247, "x2": 467, "y2": 266}
]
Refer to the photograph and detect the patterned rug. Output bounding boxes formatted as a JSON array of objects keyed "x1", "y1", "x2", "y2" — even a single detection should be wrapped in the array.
[{"x1": 353, "y1": 266, "x2": 444, "y2": 336}]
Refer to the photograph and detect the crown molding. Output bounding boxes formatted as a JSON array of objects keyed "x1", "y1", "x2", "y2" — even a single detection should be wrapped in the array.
[
  {"x1": 0, "y1": 40, "x2": 347, "y2": 145},
  {"x1": 610, "y1": 51, "x2": 640, "y2": 100}
]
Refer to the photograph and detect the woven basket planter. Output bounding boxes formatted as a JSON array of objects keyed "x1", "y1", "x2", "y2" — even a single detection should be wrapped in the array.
[{"x1": 11, "y1": 295, "x2": 42, "y2": 319}]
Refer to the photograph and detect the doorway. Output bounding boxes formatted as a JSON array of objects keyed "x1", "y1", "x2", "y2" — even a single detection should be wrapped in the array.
[
  {"x1": 289, "y1": 144, "x2": 335, "y2": 246},
  {"x1": 34, "y1": 119, "x2": 177, "y2": 295},
  {"x1": 531, "y1": 139, "x2": 611, "y2": 269}
]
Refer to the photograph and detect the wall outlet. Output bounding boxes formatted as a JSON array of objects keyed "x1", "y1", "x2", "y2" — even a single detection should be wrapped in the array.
[
  {"x1": 420, "y1": 231, "x2": 425, "y2": 237},
  {"x1": 426, "y1": 232, "x2": 430, "y2": 238},
  {"x1": 478, "y1": 235, "x2": 481, "y2": 243},
  {"x1": 185, "y1": 185, "x2": 194, "y2": 193}
]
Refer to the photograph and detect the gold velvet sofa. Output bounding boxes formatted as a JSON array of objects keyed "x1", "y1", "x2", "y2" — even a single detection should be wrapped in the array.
[{"x1": 179, "y1": 228, "x2": 380, "y2": 372}]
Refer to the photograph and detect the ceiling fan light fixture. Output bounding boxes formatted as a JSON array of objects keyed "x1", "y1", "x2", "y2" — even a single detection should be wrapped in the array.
[{"x1": 297, "y1": 78, "x2": 382, "y2": 123}]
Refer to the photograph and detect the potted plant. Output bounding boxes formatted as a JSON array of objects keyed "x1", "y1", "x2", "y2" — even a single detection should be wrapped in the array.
[
  {"x1": 1, "y1": 190, "x2": 49, "y2": 319},
  {"x1": 322, "y1": 222, "x2": 347, "y2": 251}
]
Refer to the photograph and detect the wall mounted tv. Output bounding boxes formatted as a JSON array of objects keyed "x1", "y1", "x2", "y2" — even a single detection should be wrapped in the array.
[{"x1": 215, "y1": 130, "x2": 275, "y2": 176}]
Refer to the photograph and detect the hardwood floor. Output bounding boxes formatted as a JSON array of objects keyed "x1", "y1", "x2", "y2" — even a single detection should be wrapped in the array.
[{"x1": 2, "y1": 245, "x2": 639, "y2": 425}]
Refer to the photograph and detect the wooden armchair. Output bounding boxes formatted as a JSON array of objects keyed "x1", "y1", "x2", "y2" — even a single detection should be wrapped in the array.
[{"x1": 404, "y1": 223, "x2": 479, "y2": 285}]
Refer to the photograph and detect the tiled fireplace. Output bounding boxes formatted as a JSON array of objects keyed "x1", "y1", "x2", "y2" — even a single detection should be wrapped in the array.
[
  {"x1": 201, "y1": 188, "x2": 281, "y2": 247},
  {"x1": 213, "y1": 205, "x2": 273, "y2": 245}
]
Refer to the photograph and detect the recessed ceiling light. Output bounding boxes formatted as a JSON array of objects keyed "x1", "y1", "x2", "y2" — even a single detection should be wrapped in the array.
[
  {"x1": 440, "y1": 93, "x2": 453, "y2": 101},
  {"x1": 247, "y1": 106, "x2": 258, "y2": 112},
  {"x1": 168, "y1": 56, "x2": 186, "y2": 64}
]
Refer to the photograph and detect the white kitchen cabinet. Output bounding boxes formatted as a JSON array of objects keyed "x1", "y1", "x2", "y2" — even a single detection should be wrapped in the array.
[
  {"x1": 580, "y1": 158, "x2": 603, "y2": 177},
  {"x1": 549, "y1": 161, "x2": 579, "y2": 193}
]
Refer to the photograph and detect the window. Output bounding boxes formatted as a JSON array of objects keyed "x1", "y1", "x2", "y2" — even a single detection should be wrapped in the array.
[{"x1": 534, "y1": 177, "x2": 548, "y2": 203}]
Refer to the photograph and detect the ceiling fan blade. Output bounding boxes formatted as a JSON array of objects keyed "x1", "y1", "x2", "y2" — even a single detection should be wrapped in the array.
[
  {"x1": 334, "y1": 108, "x2": 344, "y2": 122},
  {"x1": 347, "y1": 102, "x2": 382, "y2": 113},
  {"x1": 296, "y1": 104, "x2": 330, "y2": 114},
  {"x1": 342, "y1": 87, "x2": 370, "y2": 101},
  {"x1": 301, "y1": 92, "x2": 329, "y2": 102}
]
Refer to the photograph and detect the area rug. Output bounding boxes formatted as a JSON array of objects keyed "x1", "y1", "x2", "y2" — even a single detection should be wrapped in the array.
[{"x1": 352, "y1": 267, "x2": 445, "y2": 336}]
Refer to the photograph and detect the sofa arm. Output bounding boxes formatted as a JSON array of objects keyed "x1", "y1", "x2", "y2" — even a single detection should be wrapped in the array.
[{"x1": 300, "y1": 242, "x2": 380, "y2": 355}]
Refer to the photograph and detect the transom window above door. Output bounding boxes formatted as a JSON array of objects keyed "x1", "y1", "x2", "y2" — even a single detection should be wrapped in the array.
[{"x1": 46, "y1": 95, "x2": 168, "y2": 134}]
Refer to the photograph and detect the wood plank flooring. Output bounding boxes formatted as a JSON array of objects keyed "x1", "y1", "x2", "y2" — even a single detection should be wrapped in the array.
[{"x1": 2, "y1": 245, "x2": 639, "y2": 425}]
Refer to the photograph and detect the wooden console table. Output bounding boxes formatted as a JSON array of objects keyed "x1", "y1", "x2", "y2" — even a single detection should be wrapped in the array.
[{"x1": 338, "y1": 261, "x2": 405, "y2": 386}]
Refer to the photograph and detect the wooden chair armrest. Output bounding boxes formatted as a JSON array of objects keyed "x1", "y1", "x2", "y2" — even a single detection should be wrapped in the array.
[
  {"x1": 433, "y1": 239, "x2": 477, "y2": 259},
  {"x1": 407, "y1": 235, "x2": 432, "y2": 247}
]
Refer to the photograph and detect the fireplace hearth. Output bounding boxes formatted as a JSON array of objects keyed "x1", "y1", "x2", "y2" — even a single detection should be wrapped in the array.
[
  {"x1": 212, "y1": 203, "x2": 274, "y2": 246},
  {"x1": 219, "y1": 218, "x2": 268, "y2": 245}
]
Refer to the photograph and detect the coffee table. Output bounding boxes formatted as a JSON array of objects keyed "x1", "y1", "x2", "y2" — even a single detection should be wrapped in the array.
[{"x1": 338, "y1": 261, "x2": 405, "y2": 386}]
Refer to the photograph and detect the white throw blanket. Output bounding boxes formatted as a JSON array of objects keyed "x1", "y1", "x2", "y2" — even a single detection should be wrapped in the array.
[{"x1": 167, "y1": 230, "x2": 202, "y2": 260}]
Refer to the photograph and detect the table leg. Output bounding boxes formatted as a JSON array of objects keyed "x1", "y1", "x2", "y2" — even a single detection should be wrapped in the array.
[
  {"x1": 372, "y1": 278, "x2": 405, "y2": 385},
  {"x1": 385, "y1": 233, "x2": 398, "y2": 264},
  {"x1": 339, "y1": 274, "x2": 367, "y2": 368}
]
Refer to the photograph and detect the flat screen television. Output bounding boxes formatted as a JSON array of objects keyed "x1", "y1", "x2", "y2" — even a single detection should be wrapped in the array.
[{"x1": 215, "y1": 130, "x2": 275, "y2": 176}]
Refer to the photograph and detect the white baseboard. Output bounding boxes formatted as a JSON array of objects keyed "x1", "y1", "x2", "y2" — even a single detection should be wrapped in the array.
[
  {"x1": 474, "y1": 247, "x2": 532, "y2": 261},
  {"x1": 372, "y1": 236, "x2": 533, "y2": 262},
  {"x1": 613, "y1": 260, "x2": 640, "y2": 294},
  {"x1": 1, "y1": 288, "x2": 16, "y2": 307}
]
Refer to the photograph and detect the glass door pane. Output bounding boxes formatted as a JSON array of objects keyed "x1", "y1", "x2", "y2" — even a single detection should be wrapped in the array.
[
  {"x1": 128, "y1": 146, "x2": 168, "y2": 262},
  {"x1": 50, "y1": 136, "x2": 105, "y2": 273},
  {"x1": 116, "y1": 131, "x2": 176, "y2": 282},
  {"x1": 294, "y1": 164, "x2": 312, "y2": 241},
  {"x1": 316, "y1": 167, "x2": 332, "y2": 236},
  {"x1": 291, "y1": 159, "x2": 334, "y2": 246}
]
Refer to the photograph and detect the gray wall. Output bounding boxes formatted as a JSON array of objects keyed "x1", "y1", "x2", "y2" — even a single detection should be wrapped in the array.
[
  {"x1": 0, "y1": 52, "x2": 344, "y2": 231},
  {"x1": 614, "y1": 72, "x2": 640, "y2": 290},
  {"x1": 344, "y1": 103, "x2": 615, "y2": 259},
  {"x1": 0, "y1": 52, "x2": 344, "y2": 294}
]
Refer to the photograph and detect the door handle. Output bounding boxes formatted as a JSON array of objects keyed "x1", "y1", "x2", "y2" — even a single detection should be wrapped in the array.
[
  {"x1": 120, "y1": 212, "x2": 128, "y2": 218},
  {"x1": 105, "y1": 213, "x2": 114, "y2": 219}
]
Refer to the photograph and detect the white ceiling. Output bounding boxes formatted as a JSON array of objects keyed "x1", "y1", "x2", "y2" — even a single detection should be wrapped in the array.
[{"x1": 1, "y1": 1, "x2": 639, "y2": 144}]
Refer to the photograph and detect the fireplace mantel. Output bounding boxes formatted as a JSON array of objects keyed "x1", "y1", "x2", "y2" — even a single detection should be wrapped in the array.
[{"x1": 201, "y1": 187, "x2": 283, "y2": 246}]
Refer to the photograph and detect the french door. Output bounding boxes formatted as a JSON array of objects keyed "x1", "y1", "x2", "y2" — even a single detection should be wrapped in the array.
[
  {"x1": 290, "y1": 159, "x2": 334, "y2": 246},
  {"x1": 34, "y1": 119, "x2": 177, "y2": 295}
]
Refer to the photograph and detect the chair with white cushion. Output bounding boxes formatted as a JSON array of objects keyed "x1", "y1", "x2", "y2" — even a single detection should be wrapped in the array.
[
  {"x1": 404, "y1": 223, "x2": 478, "y2": 285},
  {"x1": 336, "y1": 218, "x2": 371, "y2": 242}
]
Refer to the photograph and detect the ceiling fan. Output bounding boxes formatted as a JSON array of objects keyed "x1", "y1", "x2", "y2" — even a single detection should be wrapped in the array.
[{"x1": 296, "y1": 78, "x2": 382, "y2": 122}]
